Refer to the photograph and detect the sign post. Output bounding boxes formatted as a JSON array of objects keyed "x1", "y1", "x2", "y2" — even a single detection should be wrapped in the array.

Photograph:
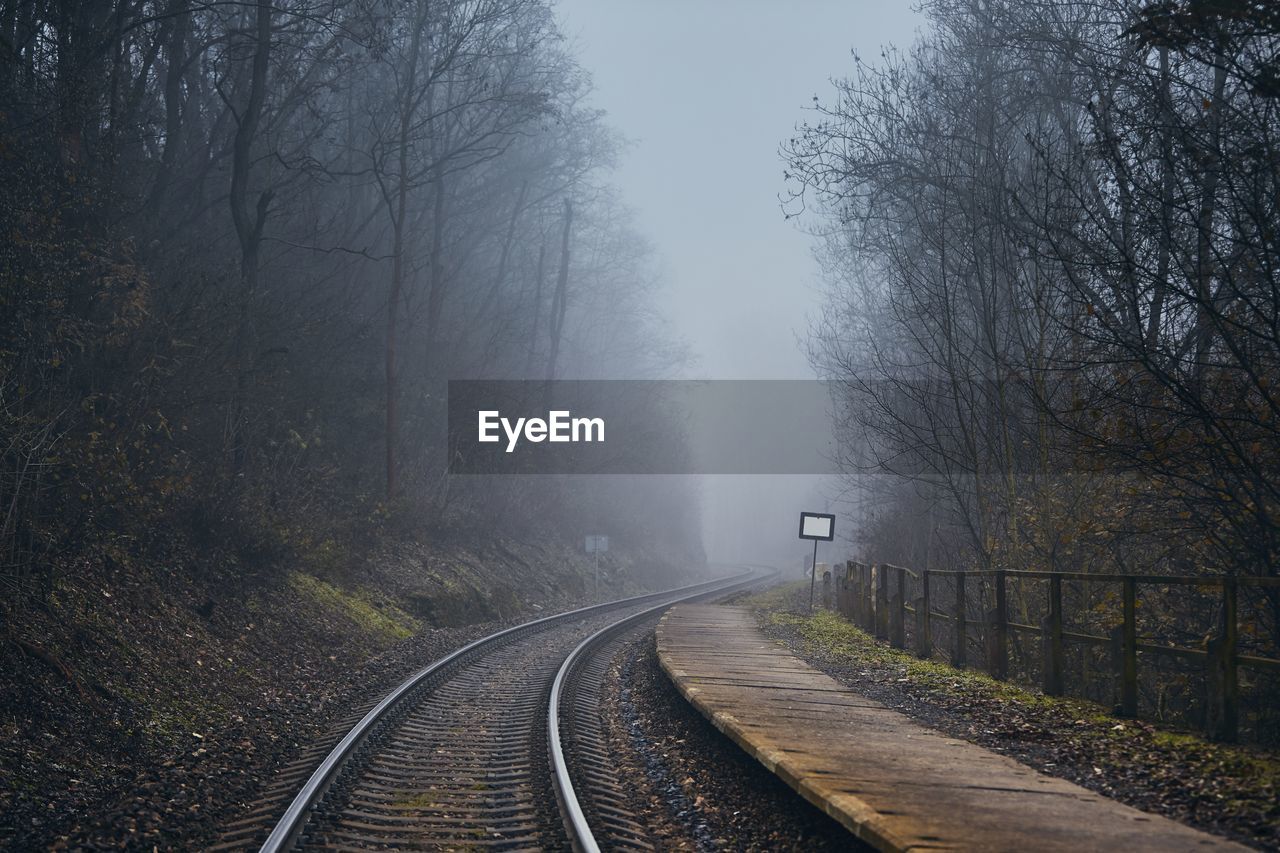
[
  {"x1": 585, "y1": 534, "x2": 608, "y2": 599},
  {"x1": 798, "y1": 512, "x2": 835, "y2": 614}
]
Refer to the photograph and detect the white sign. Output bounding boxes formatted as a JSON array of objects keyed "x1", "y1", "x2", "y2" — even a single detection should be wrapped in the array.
[
  {"x1": 798, "y1": 512, "x2": 835, "y2": 541},
  {"x1": 585, "y1": 535, "x2": 609, "y2": 553}
]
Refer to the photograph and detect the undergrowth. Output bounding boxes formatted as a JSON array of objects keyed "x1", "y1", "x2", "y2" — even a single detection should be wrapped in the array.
[{"x1": 287, "y1": 572, "x2": 419, "y2": 641}]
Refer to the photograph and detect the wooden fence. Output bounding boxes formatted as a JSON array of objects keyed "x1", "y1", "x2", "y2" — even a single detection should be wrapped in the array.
[{"x1": 823, "y1": 562, "x2": 1280, "y2": 742}]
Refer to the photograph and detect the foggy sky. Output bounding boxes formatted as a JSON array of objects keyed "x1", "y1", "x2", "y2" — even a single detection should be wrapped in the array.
[
  {"x1": 554, "y1": 0, "x2": 922, "y2": 380},
  {"x1": 553, "y1": 2, "x2": 923, "y2": 568}
]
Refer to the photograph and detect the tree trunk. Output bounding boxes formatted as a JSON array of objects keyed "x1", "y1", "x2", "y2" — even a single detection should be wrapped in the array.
[
  {"x1": 384, "y1": 5, "x2": 429, "y2": 499},
  {"x1": 1146, "y1": 46, "x2": 1173, "y2": 351},
  {"x1": 149, "y1": 0, "x2": 189, "y2": 209},
  {"x1": 1191, "y1": 62, "x2": 1228, "y2": 384},
  {"x1": 527, "y1": 239, "x2": 546, "y2": 366},
  {"x1": 228, "y1": 0, "x2": 273, "y2": 472},
  {"x1": 545, "y1": 199, "x2": 572, "y2": 383},
  {"x1": 424, "y1": 164, "x2": 448, "y2": 357}
]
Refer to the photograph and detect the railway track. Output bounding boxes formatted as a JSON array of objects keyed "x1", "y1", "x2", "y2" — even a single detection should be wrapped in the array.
[{"x1": 217, "y1": 571, "x2": 765, "y2": 851}]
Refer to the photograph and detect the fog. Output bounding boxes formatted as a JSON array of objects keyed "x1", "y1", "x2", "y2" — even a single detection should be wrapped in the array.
[
  {"x1": 554, "y1": 1, "x2": 922, "y2": 568},
  {"x1": 9, "y1": 0, "x2": 1275, "y2": 618},
  {"x1": 6, "y1": 5, "x2": 1280, "y2": 835}
]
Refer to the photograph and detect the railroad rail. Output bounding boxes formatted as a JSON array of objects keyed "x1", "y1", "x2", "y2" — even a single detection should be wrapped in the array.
[
  {"x1": 548, "y1": 588, "x2": 750, "y2": 851},
  {"x1": 223, "y1": 570, "x2": 765, "y2": 851}
]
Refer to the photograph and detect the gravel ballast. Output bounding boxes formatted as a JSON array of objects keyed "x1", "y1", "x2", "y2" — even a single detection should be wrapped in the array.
[{"x1": 598, "y1": 632, "x2": 863, "y2": 851}]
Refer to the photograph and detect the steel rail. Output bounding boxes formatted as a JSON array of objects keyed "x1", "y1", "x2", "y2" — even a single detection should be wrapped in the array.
[
  {"x1": 258, "y1": 571, "x2": 757, "y2": 852},
  {"x1": 548, "y1": 569, "x2": 771, "y2": 852}
]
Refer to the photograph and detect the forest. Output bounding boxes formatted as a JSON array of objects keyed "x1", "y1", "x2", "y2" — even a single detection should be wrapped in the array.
[
  {"x1": 787, "y1": 0, "x2": 1280, "y2": 738},
  {"x1": 0, "y1": 0, "x2": 703, "y2": 611}
]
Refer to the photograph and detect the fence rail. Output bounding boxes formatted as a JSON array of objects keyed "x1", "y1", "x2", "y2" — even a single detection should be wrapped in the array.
[{"x1": 822, "y1": 562, "x2": 1280, "y2": 742}]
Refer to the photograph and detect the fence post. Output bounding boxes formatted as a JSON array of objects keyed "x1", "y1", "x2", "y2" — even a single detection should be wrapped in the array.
[
  {"x1": 1042, "y1": 574, "x2": 1064, "y2": 696},
  {"x1": 875, "y1": 565, "x2": 890, "y2": 640},
  {"x1": 852, "y1": 563, "x2": 863, "y2": 627},
  {"x1": 836, "y1": 562, "x2": 847, "y2": 617},
  {"x1": 1120, "y1": 577, "x2": 1138, "y2": 717},
  {"x1": 1206, "y1": 578, "x2": 1240, "y2": 742},
  {"x1": 989, "y1": 570, "x2": 1008, "y2": 680},
  {"x1": 852, "y1": 563, "x2": 860, "y2": 619},
  {"x1": 859, "y1": 563, "x2": 870, "y2": 628},
  {"x1": 1224, "y1": 577, "x2": 1238, "y2": 740},
  {"x1": 845, "y1": 561, "x2": 856, "y2": 618},
  {"x1": 1108, "y1": 624, "x2": 1122, "y2": 712},
  {"x1": 863, "y1": 563, "x2": 875, "y2": 632},
  {"x1": 891, "y1": 567, "x2": 907, "y2": 649},
  {"x1": 848, "y1": 563, "x2": 860, "y2": 623},
  {"x1": 916, "y1": 570, "x2": 932, "y2": 659},
  {"x1": 953, "y1": 572, "x2": 967, "y2": 668}
]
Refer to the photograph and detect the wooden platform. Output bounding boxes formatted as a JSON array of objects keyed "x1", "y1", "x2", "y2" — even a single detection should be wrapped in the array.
[{"x1": 655, "y1": 604, "x2": 1243, "y2": 852}]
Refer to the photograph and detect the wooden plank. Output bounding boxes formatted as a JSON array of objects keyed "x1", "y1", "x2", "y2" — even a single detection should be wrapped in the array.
[
  {"x1": 923, "y1": 570, "x2": 1280, "y2": 588},
  {"x1": 656, "y1": 604, "x2": 1245, "y2": 853}
]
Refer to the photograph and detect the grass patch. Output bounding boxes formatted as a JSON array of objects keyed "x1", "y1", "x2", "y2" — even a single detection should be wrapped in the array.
[
  {"x1": 737, "y1": 581, "x2": 803, "y2": 613},
  {"x1": 395, "y1": 790, "x2": 439, "y2": 809},
  {"x1": 287, "y1": 572, "x2": 419, "y2": 641},
  {"x1": 143, "y1": 697, "x2": 223, "y2": 744},
  {"x1": 776, "y1": 608, "x2": 1068, "y2": 708}
]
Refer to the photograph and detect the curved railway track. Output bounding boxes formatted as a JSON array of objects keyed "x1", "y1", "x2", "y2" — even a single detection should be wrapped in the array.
[{"x1": 221, "y1": 571, "x2": 766, "y2": 851}]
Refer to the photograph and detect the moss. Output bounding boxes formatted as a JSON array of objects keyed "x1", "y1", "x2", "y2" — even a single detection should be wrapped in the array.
[
  {"x1": 287, "y1": 572, "x2": 419, "y2": 641},
  {"x1": 396, "y1": 790, "x2": 439, "y2": 809},
  {"x1": 302, "y1": 536, "x2": 353, "y2": 577},
  {"x1": 775, "y1": 606, "x2": 1107, "y2": 714},
  {"x1": 403, "y1": 575, "x2": 500, "y2": 627},
  {"x1": 138, "y1": 690, "x2": 227, "y2": 747},
  {"x1": 746, "y1": 583, "x2": 1088, "y2": 709},
  {"x1": 1144, "y1": 728, "x2": 1280, "y2": 781}
]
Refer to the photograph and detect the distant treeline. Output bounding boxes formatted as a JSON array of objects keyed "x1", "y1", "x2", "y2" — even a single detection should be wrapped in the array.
[
  {"x1": 0, "y1": 0, "x2": 701, "y2": 601},
  {"x1": 787, "y1": 0, "x2": 1280, "y2": 657}
]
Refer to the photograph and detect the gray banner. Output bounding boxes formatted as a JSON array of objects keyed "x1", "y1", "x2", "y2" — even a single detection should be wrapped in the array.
[{"x1": 447, "y1": 380, "x2": 838, "y2": 474}]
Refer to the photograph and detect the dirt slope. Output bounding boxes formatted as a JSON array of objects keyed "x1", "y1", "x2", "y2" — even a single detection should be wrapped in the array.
[{"x1": 0, "y1": 535, "x2": 694, "y2": 849}]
